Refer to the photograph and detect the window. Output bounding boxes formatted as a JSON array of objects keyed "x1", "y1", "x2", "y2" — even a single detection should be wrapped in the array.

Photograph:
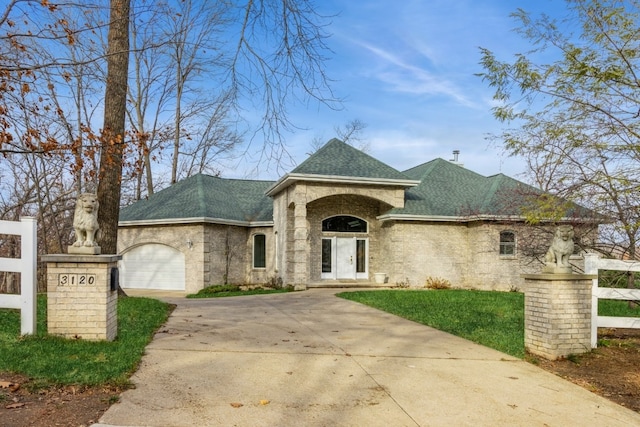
[
  {"x1": 321, "y1": 239, "x2": 332, "y2": 273},
  {"x1": 499, "y1": 231, "x2": 516, "y2": 256},
  {"x1": 253, "y1": 234, "x2": 266, "y2": 268},
  {"x1": 356, "y1": 239, "x2": 366, "y2": 273},
  {"x1": 322, "y1": 216, "x2": 367, "y2": 233}
]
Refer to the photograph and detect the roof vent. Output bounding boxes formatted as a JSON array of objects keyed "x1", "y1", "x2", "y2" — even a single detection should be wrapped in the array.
[{"x1": 449, "y1": 150, "x2": 464, "y2": 167}]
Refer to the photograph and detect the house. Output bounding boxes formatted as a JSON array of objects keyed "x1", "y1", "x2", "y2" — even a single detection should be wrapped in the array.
[{"x1": 117, "y1": 138, "x2": 589, "y2": 293}]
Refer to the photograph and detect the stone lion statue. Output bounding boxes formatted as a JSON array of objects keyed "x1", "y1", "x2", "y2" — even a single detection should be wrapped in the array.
[
  {"x1": 72, "y1": 193, "x2": 100, "y2": 247},
  {"x1": 544, "y1": 225, "x2": 574, "y2": 269}
]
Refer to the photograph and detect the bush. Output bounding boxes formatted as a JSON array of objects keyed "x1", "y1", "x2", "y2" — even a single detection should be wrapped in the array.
[
  {"x1": 395, "y1": 277, "x2": 411, "y2": 288},
  {"x1": 424, "y1": 277, "x2": 452, "y2": 290},
  {"x1": 266, "y1": 276, "x2": 284, "y2": 289},
  {"x1": 201, "y1": 284, "x2": 241, "y2": 293}
]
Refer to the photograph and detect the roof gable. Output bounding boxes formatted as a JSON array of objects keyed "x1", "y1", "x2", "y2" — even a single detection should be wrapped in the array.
[
  {"x1": 266, "y1": 139, "x2": 419, "y2": 196},
  {"x1": 292, "y1": 138, "x2": 410, "y2": 181}
]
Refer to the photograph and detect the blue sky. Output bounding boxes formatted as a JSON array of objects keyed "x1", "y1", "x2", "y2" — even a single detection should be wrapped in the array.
[{"x1": 232, "y1": 0, "x2": 570, "y2": 181}]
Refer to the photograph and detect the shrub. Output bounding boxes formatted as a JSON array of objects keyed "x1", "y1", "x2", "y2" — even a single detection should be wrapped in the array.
[
  {"x1": 424, "y1": 276, "x2": 452, "y2": 290},
  {"x1": 395, "y1": 277, "x2": 411, "y2": 288},
  {"x1": 266, "y1": 276, "x2": 284, "y2": 289},
  {"x1": 200, "y1": 284, "x2": 241, "y2": 294}
]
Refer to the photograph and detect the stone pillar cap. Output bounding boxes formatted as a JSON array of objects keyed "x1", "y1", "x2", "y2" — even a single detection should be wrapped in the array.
[{"x1": 42, "y1": 254, "x2": 122, "y2": 263}]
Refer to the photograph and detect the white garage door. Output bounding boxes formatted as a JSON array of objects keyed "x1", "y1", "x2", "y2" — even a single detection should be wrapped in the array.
[{"x1": 120, "y1": 244, "x2": 185, "y2": 290}]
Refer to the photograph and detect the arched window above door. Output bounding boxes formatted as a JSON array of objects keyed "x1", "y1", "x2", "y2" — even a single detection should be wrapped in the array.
[{"x1": 322, "y1": 216, "x2": 368, "y2": 233}]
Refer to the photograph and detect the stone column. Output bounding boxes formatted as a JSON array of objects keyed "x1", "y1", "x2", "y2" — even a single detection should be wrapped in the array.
[
  {"x1": 43, "y1": 254, "x2": 121, "y2": 341},
  {"x1": 522, "y1": 274, "x2": 595, "y2": 360},
  {"x1": 292, "y1": 201, "x2": 309, "y2": 288}
]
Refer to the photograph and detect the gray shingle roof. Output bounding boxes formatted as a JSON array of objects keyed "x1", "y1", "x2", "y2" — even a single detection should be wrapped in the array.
[
  {"x1": 120, "y1": 139, "x2": 595, "y2": 225},
  {"x1": 394, "y1": 159, "x2": 539, "y2": 217},
  {"x1": 119, "y1": 174, "x2": 274, "y2": 223},
  {"x1": 292, "y1": 138, "x2": 411, "y2": 181}
]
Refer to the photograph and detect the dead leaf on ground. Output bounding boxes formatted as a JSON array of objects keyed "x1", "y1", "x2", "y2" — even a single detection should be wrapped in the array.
[
  {"x1": 0, "y1": 381, "x2": 20, "y2": 392},
  {"x1": 6, "y1": 402, "x2": 26, "y2": 409},
  {"x1": 230, "y1": 402, "x2": 243, "y2": 408},
  {"x1": 259, "y1": 399, "x2": 270, "y2": 405}
]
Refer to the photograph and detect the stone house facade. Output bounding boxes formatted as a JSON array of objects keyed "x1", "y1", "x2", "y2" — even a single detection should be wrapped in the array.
[{"x1": 117, "y1": 139, "x2": 593, "y2": 293}]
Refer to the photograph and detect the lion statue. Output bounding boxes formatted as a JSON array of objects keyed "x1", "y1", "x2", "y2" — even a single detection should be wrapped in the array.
[
  {"x1": 72, "y1": 193, "x2": 100, "y2": 248},
  {"x1": 544, "y1": 225, "x2": 574, "y2": 269}
]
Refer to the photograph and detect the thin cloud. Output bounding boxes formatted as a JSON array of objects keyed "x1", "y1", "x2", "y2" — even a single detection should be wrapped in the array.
[{"x1": 353, "y1": 39, "x2": 478, "y2": 108}]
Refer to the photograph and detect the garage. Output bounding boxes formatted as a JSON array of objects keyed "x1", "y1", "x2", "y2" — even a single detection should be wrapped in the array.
[{"x1": 119, "y1": 244, "x2": 185, "y2": 291}]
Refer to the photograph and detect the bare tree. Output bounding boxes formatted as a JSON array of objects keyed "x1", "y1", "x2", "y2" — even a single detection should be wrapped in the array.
[
  {"x1": 229, "y1": 0, "x2": 340, "y2": 168},
  {"x1": 126, "y1": 1, "x2": 172, "y2": 198},
  {"x1": 1, "y1": 0, "x2": 339, "y2": 258},
  {"x1": 308, "y1": 119, "x2": 368, "y2": 155},
  {"x1": 162, "y1": 0, "x2": 231, "y2": 184}
]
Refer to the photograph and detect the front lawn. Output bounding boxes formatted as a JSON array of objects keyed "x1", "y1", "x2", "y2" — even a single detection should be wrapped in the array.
[
  {"x1": 337, "y1": 289, "x2": 640, "y2": 359},
  {"x1": 0, "y1": 295, "x2": 171, "y2": 387}
]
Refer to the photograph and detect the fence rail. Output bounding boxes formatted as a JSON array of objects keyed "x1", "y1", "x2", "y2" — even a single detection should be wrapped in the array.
[
  {"x1": 0, "y1": 217, "x2": 37, "y2": 334},
  {"x1": 584, "y1": 253, "x2": 640, "y2": 348}
]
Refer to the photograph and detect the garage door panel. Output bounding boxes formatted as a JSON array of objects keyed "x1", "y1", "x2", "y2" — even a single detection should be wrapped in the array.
[{"x1": 120, "y1": 244, "x2": 185, "y2": 290}]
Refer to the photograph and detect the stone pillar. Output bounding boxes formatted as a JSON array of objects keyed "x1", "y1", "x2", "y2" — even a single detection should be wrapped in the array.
[
  {"x1": 292, "y1": 201, "x2": 309, "y2": 289},
  {"x1": 522, "y1": 274, "x2": 595, "y2": 360},
  {"x1": 43, "y1": 254, "x2": 121, "y2": 341}
]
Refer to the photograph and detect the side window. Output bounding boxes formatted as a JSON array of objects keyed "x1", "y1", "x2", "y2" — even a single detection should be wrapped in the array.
[
  {"x1": 253, "y1": 234, "x2": 266, "y2": 268},
  {"x1": 499, "y1": 231, "x2": 516, "y2": 256}
]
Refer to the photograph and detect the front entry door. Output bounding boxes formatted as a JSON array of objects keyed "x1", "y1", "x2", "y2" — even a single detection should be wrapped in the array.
[
  {"x1": 321, "y1": 237, "x2": 368, "y2": 280},
  {"x1": 336, "y1": 237, "x2": 357, "y2": 279}
]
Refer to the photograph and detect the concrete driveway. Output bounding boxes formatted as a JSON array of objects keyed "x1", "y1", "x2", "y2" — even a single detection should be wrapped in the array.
[{"x1": 95, "y1": 289, "x2": 640, "y2": 426}]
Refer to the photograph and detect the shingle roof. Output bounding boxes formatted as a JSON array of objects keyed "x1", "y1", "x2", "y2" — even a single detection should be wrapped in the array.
[
  {"x1": 292, "y1": 138, "x2": 411, "y2": 181},
  {"x1": 393, "y1": 158, "x2": 539, "y2": 217},
  {"x1": 119, "y1": 174, "x2": 274, "y2": 223},
  {"x1": 119, "y1": 139, "x2": 597, "y2": 225}
]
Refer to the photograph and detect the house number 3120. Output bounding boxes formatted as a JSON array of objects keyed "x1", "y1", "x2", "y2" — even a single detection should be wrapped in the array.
[{"x1": 58, "y1": 274, "x2": 96, "y2": 286}]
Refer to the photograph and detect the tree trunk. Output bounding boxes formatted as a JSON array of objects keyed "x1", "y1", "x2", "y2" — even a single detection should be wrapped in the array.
[
  {"x1": 171, "y1": 73, "x2": 182, "y2": 185},
  {"x1": 97, "y1": 0, "x2": 130, "y2": 254}
]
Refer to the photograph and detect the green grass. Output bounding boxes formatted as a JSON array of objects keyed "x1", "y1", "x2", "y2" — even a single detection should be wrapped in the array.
[
  {"x1": 598, "y1": 299, "x2": 640, "y2": 317},
  {"x1": 0, "y1": 295, "x2": 171, "y2": 387},
  {"x1": 338, "y1": 289, "x2": 526, "y2": 358},
  {"x1": 338, "y1": 290, "x2": 640, "y2": 360},
  {"x1": 188, "y1": 284, "x2": 292, "y2": 298}
]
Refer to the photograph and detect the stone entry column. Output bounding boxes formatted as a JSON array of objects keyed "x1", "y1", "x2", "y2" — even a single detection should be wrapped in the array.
[
  {"x1": 523, "y1": 274, "x2": 595, "y2": 360},
  {"x1": 43, "y1": 254, "x2": 121, "y2": 341},
  {"x1": 292, "y1": 200, "x2": 309, "y2": 288}
]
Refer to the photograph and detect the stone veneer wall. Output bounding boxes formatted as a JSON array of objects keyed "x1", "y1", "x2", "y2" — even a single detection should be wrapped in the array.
[
  {"x1": 380, "y1": 221, "x2": 583, "y2": 291},
  {"x1": 244, "y1": 226, "x2": 277, "y2": 284},
  {"x1": 467, "y1": 222, "x2": 540, "y2": 291},
  {"x1": 383, "y1": 221, "x2": 470, "y2": 288},
  {"x1": 203, "y1": 223, "x2": 247, "y2": 285}
]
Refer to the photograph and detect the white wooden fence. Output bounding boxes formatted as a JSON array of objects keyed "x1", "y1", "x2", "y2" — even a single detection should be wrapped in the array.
[
  {"x1": 584, "y1": 253, "x2": 640, "y2": 348},
  {"x1": 0, "y1": 217, "x2": 37, "y2": 335}
]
